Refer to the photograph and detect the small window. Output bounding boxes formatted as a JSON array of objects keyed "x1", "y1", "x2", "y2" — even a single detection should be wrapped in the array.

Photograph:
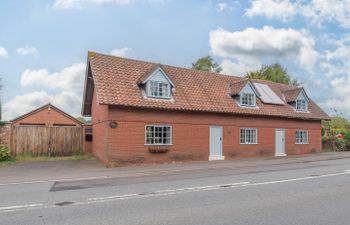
[
  {"x1": 241, "y1": 93, "x2": 256, "y2": 107},
  {"x1": 145, "y1": 125, "x2": 172, "y2": 145},
  {"x1": 85, "y1": 134, "x2": 93, "y2": 142},
  {"x1": 148, "y1": 81, "x2": 170, "y2": 98},
  {"x1": 295, "y1": 130, "x2": 308, "y2": 144},
  {"x1": 240, "y1": 128, "x2": 257, "y2": 144},
  {"x1": 296, "y1": 99, "x2": 307, "y2": 111}
]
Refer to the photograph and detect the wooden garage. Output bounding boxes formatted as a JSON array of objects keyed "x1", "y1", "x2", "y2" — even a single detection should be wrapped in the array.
[{"x1": 10, "y1": 103, "x2": 87, "y2": 156}]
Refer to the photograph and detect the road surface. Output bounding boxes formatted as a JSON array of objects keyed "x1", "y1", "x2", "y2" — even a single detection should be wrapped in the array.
[{"x1": 1, "y1": 154, "x2": 350, "y2": 225}]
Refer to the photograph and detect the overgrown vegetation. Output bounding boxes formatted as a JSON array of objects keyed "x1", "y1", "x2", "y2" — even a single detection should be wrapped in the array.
[
  {"x1": 322, "y1": 116, "x2": 350, "y2": 151},
  {"x1": 0, "y1": 145, "x2": 12, "y2": 162},
  {"x1": 0, "y1": 151, "x2": 94, "y2": 166}
]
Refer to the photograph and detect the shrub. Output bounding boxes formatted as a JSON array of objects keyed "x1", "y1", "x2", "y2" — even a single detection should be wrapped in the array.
[
  {"x1": 335, "y1": 138, "x2": 347, "y2": 151},
  {"x1": 0, "y1": 146, "x2": 11, "y2": 161}
]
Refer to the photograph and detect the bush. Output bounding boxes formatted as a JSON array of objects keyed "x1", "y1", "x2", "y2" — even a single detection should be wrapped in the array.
[
  {"x1": 335, "y1": 138, "x2": 347, "y2": 151},
  {"x1": 0, "y1": 146, "x2": 11, "y2": 161}
]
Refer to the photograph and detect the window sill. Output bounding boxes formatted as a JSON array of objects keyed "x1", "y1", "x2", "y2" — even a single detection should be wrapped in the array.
[
  {"x1": 146, "y1": 96, "x2": 171, "y2": 100},
  {"x1": 144, "y1": 144, "x2": 173, "y2": 146},
  {"x1": 239, "y1": 143, "x2": 258, "y2": 145},
  {"x1": 295, "y1": 143, "x2": 308, "y2": 145}
]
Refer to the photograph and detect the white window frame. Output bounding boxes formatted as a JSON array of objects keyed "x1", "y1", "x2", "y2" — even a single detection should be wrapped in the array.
[
  {"x1": 145, "y1": 125, "x2": 172, "y2": 145},
  {"x1": 240, "y1": 128, "x2": 258, "y2": 144},
  {"x1": 240, "y1": 93, "x2": 256, "y2": 107},
  {"x1": 295, "y1": 130, "x2": 308, "y2": 144},
  {"x1": 296, "y1": 99, "x2": 307, "y2": 112},
  {"x1": 147, "y1": 81, "x2": 170, "y2": 99}
]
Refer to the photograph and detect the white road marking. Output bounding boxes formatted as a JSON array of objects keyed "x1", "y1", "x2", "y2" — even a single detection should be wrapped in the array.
[
  {"x1": 0, "y1": 203, "x2": 44, "y2": 213},
  {"x1": 0, "y1": 170, "x2": 349, "y2": 214},
  {"x1": 0, "y1": 175, "x2": 109, "y2": 186}
]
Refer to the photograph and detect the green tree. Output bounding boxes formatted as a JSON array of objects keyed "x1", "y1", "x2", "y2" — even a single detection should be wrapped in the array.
[
  {"x1": 192, "y1": 56, "x2": 222, "y2": 73},
  {"x1": 245, "y1": 63, "x2": 299, "y2": 85}
]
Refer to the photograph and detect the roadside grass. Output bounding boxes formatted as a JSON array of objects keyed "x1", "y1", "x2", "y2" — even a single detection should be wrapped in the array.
[
  {"x1": 322, "y1": 148, "x2": 337, "y2": 152},
  {"x1": 0, "y1": 153, "x2": 94, "y2": 166}
]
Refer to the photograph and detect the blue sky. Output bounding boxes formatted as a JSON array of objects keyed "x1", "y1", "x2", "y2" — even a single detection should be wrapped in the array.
[{"x1": 1, "y1": 0, "x2": 350, "y2": 120}]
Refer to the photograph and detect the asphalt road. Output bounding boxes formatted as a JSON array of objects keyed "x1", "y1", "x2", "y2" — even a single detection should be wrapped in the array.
[{"x1": 1, "y1": 155, "x2": 350, "y2": 225}]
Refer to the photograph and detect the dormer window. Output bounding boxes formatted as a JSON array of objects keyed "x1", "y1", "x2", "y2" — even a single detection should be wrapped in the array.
[
  {"x1": 148, "y1": 81, "x2": 170, "y2": 98},
  {"x1": 296, "y1": 99, "x2": 307, "y2": 111},
  {"x1": 139, "y1": 66, "x2": 175, "y2": 100},
  {"x1": 241, "y1": 93, "x2": 256, "y2": 107}
]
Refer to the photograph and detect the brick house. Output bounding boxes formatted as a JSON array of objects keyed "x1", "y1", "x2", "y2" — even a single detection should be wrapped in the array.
[{"x1": 82, "y1": 52, "x2": 329, "y2": 166}]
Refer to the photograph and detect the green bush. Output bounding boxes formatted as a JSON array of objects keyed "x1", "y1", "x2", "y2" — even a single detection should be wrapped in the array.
[
  {"x1": 0, "y1": 146, "x2": 11, "y2": 161},
  {"x1": 335, "y1": 138, "x2": 347, "y2": 151}
]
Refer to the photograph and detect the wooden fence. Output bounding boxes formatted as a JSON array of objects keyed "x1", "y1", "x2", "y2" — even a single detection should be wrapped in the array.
[{"x1": 11, "y1": 125, "x2": 83, "y2": 156}]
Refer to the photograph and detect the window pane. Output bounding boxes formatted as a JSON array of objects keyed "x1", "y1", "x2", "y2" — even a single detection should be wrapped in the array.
[
  {"x1": 241, "y1": 94, "x2": 255, "y2": 106},
  {"x1": 145, "y1": 125, "x2": 172, "y2": 145}
]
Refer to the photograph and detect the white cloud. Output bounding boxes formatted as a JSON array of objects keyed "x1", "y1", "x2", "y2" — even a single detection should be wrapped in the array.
[
  {"x1": 209, "y1": 26, "x2": 318, "y2": 71},
  {"x1": 17, "y1": 46, "x2": 38, "y2": 56},
  {"x1": 301, "y1": 0, "x2": 350, "y2": 28},
  {"x1": 110, "y1": 47, "x2": 132, "y2": 57},
  {"x1": 53, "y1": 0, "x2": 165, "y2": 9},
  {"x1": 3, "y1": 63, "x2": 86, "y2": 120},
  {"x1": 216, "y1": 2, "x2": 228, "y2": 12},
  {"x1": 245, "y1": 0, "x2": 297, "y2": 22},
  {"x1": 318, "y1": 35, "x2": 350, "y2": 116},
  {"x1": 215, "y1": 1, "x2": 239, "y2": 13},
  {"x1": 3, "y1": 91, "x2": 82, "y2": 121},
  {"x1": 220, "y1": 59, "x2": 260, "y2": 76},
  {"x1": 0, "y1": 46, "x2": 8, "y2": 59},
  {"x1": 20, "y1": 63, "x2": 86, "y2": 92},
  {"x1": 245, "y1": 0, "x2": 350, "y2": 28}
]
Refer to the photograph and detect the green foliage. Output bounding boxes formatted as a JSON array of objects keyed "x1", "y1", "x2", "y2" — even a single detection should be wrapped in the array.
[
  {"x1": 322, "y1": 116, "x2": 350, "y2": 151},
  {"x1": 322, "y1": 116, "x2": 350, "y2": 132},
  {"x1": 335, "y1": 138, "x2": 347, "y2": 151},
  {"x1": 245, "y1": 63, "x2": 299, "y2": 85},
  {"x1": 0, "y1": 145, "x2": 11, "y2": 161},
  {"x1": 192, "y1": 56, "x2": 222, "y2": 73},
  {"x1": 76, "y1": 116, "x2": 86, "y2": 123}
]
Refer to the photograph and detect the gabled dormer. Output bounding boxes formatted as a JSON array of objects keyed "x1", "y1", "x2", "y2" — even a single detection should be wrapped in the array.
[
  {"x1": 283, "y1": 88, "x2": 309, "y2": 112},
  {"x1": 138, "y1": 66, "x2": 174, "y2": 99},
  {"x1": 230, "y1": 79, "x2": 260, "y2": 107}
]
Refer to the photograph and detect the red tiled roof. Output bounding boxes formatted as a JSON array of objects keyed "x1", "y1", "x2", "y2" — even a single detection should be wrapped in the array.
[
  {"x1": 283, "y1": 87, "x2": 304, "y2": 102},
  {"x1": 83, "y1": 52, "x2": 329, "y2": 120}
]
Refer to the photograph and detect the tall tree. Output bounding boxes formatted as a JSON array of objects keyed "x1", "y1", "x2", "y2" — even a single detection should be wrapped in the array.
[
  {"x1": 192, "y1": 56, "x2": 222, "y2": 73},
  {"x1": 245, "y1": 63, "x2": 299, "y2": 85}
]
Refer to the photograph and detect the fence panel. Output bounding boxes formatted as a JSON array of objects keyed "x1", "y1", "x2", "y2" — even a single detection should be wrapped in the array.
[{"x1": 11, "y1": 126, "x2": 83, "y2": 156}]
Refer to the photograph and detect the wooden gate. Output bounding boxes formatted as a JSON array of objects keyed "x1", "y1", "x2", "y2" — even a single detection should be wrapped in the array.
[{"x1": 11, "y1": 125, "x2": 83, "y2": 156}]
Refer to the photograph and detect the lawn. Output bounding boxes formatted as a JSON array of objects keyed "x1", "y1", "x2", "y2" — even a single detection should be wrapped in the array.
[{"x1": 0, "y1": 153, "x2": 94, "y2": 166}]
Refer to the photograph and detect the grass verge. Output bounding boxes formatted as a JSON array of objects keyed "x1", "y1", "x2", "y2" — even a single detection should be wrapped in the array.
[{"x1": 0, "y1": 153, "x2": 94, "y2": 166}]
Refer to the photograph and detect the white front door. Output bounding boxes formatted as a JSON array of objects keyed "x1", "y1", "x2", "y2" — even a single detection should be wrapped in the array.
[
  {"x1": 275, "y1": 128, "x2": 286, "y2": 156},
  {"x1": 209, "y1": 126, "x2": 224, "y2": 160}
]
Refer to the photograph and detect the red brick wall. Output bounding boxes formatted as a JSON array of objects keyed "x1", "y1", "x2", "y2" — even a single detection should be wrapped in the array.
[
  {"x1": 0, "y1": 123, "x2": 11, "y2": 148},
  {"x1": 90, "y1": 90, "x2": 110, "y2": 164},
  {"x1": 13, "y1": 107, "x2": 80, "y2": 126},
  {"x1": 91, "y1": 105, "x2": 322, "y2": 166}
]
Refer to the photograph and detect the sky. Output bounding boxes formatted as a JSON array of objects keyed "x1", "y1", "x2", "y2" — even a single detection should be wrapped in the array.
[{"x1": 1, "y1": 0, "x2": 350, "y2": 120}]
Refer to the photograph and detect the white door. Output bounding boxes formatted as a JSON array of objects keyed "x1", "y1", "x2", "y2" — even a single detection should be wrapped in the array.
[
  {"x1": 275, "y1": 128, "x2": 286, "y2": 156},
  {"x1": 209, "y1": 126, "x2": 224, "y2": 160}
]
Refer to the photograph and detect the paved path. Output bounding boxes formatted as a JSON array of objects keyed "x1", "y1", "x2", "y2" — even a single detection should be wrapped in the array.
[{"x1": 0, "y1": 152, "x2": 350, "y2": 225}]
